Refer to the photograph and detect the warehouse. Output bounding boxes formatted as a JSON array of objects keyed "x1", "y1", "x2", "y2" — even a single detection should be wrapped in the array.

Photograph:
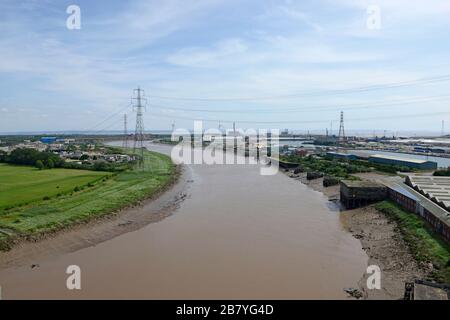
[
  {"x1": 368, "y1": 154, "x2": 438, "y2": 170},
  {"x1": 383, "y1": 178, "x2": 450, "y2": 243},
  {"x1": 40, "y1": 137, "x2": 57, "y2": 144},
  {"x1": 405, "y1": 175, "x2": 450, "y2": 211},
  {"x1": 326, "y1": 152, "x2": 357, "y2": 161}
]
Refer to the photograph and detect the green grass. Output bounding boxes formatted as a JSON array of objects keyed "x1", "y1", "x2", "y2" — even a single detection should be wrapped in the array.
[
  {"x1": 0, "y1": 163, "x2": 110, "y2": 210},
  {"x1": 375, "y1": 201, "x2": 450, "y2": 284},
  {"x1": 0, "y1": 151, "x2": 176, "y2": 250}
]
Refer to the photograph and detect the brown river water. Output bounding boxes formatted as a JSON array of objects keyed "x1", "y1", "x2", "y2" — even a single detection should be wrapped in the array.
[{"x1": 0, "y1": 142, "x2": 367, "y2": 299}]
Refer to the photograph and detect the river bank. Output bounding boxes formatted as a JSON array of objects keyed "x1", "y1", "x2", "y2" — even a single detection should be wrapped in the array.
[
  {"x1": 0, "y1": 150, "x2": 179, "y2": 254},
  {"x1": 0, "y1": 143, "x2": 367, "y2": 299},
  {"x1": 283, "y1": 169, "x2": 429, "y2": 299},
  {"x1": 341, "y1": 206, "x2": 428, "y2": 299}
]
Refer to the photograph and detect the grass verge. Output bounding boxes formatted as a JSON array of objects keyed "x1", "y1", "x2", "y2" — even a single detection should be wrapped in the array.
[
  {"x1": 0, "y1": 163, "x2": 111, "y2": 210},
  {"x1": 375, "y1": 201, "x2": 450, "y2": 284},
  {"x1": 0, "y1": 150, "x2": 176, "y2": 251}
]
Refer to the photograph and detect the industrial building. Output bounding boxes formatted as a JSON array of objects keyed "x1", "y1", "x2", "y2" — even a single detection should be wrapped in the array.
[
  {"x1": 405, "y1": 175, "x2": 450, "y2": 211},
  {"x1": 339, "y1": 175, "x2": 450, "y2": 242},
  {"x1": 340, "y1": 180, "x2": 387, "y2": 209},
  {"x1": 383, "y1": 177, "x2": 450, "y2": 243},
  {"x1": 326, "y1": 152, "x2": 357, "y2": 161},
  {"x1": 40, "y1": 137, "x2": 57, "y2": 144},
  {"x1": 368, "y1": 154, "x2": 438, "y2": 170}
]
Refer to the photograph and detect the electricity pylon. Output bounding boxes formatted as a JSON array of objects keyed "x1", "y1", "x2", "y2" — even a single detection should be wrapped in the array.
[
  {"x1": 338, "y1": 111, "x2": 346, "y2": 147},
  {"x1": 132, "y1": 87, "x2": 147, "y2": 166}
]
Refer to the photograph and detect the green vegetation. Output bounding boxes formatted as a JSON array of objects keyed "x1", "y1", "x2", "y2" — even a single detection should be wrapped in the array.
[
  {"x1": 0, "y1": 163, "x2": 111, "y2": 210},
  {"x1": 0, "y1": 150, "x2": 176, "y2": 250},
  {"x1": 62, "y1": 159, "x2": 133, "y2": 172},
  {"x1": 350, "y1": 158, "x2": 412, "y2": 174},
  {"x1": 375, "y1": 201, "x2": 450, "y2": 284},
  {"x1": 4, "y1": 148, "x2": 64, "y2": 169},
  {"x1": 434, "y1": 169, "x2": 450, "y2": 176},
  {"x1": 0, "y1": 147, "x2": 136, "y2": 172},
  {"x1": 281, "y1": 153, "x2": 413, "y2": 179},
  {"x1": 281, "y1": 154, "x2": 369, "y2": 178}
]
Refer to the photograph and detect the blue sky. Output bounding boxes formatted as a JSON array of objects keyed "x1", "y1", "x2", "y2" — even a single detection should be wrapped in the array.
[{"x1": 1, "y1": 0, "x2": 450, "y2": 134}]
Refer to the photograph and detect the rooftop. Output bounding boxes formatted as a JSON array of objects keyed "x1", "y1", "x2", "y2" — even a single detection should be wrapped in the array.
[
  {"x1": 370, "y1": 154, "x2": 432, "y2": 164},
  {"x1": 341, "y1": 180, "x2": 385, "y2": 188},
  {"x1": 382, "y1": 177, "x2": 450, "y2": 227},
  {"x1": 406, "y1": 175, "x2": 450, "y2": 211}
]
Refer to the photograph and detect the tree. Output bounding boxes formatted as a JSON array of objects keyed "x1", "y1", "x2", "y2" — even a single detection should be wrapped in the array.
[
  {"x1": 7, "y1": 148, "x2": 64, "y2": 168},
  {"x1": 36, "y1": 160, "x2": 45, "y2": 170},
  {"x1": 0, "y1": 150, "x2": 6, "y2": 162},
  {"x1": 46, "y1": 158, "x2": 55, "y2": 169}
]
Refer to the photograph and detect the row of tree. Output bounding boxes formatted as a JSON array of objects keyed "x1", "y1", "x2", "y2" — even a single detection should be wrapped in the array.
[
  {"x1": 433, "y1": 169, "x2": 450, "y2": 176},
  {"x1": 0, "y1": 148, "x2": 133, "y2": 172},
  {"x1": 0, "y1": 148, "x2": 64, "y2": 169}
]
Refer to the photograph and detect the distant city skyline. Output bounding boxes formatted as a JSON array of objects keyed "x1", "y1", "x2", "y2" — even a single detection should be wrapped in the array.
[{"x1": 1, "y1": 0, "x2": 450, "y2": 133}]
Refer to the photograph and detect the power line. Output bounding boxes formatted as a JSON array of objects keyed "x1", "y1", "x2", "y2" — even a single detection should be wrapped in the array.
[
  {"x1": 90, "y1": 117, "x2": 126, "y2": 133},
  {"x1": 144, "y1": 74, "x2": 450, "y2": 102},
  {"x1": 146, "y1": 110, "x2": 450, "y2": 125},
  {"x1": 146, "y1": 93, "x2": 450, "y2": 114},
  {"x1": 84, "y1": 104, "x2": 132, "y2": 132}
]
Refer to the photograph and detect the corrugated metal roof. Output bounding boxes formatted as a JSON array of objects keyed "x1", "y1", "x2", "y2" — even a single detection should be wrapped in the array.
[
  {"x1": 380, "y1": 178, "x2": 450, "y2": 228},
  {"x1": 370, "y1": 154, "x2": 432, "y2": 164},
  {"x1": 407, "y1": 175, "x2": 450, "y2": 212}
]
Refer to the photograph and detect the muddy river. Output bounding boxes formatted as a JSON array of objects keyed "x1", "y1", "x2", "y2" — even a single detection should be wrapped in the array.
[{"x1": 0, "y1": 142, "x2": 367, "y2": 299}]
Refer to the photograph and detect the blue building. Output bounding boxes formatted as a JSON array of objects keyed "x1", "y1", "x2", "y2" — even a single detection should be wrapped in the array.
[
  {"x1": 326, "y1": 152, "x2": 357, "y2": 161},
  {"x1": 368, "y1": 154, "x2": 437, "y2": 170},
  {"x1": 40, "y1": 137, "x2": 57, "y2": 144}
]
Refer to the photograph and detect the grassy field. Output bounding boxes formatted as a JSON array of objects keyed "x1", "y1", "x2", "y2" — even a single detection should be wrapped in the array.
[
  {"x1": 0, "y1": 164, "x2": 111, "y2": 210},
  {"x1": 375, "y1": 201, "x2": 450, "y2": 284},
  {"x1": 0, "y1": 150, "x2": 176, "y2": 250}
]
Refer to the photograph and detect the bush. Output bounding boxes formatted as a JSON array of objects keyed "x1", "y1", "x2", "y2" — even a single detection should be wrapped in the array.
[
  {"x1": 434, "y1": 169, "x2": 450, "y2": 177},
  {"x1": 293, "y1": 167, "x2": 304, "y2": 174},
  {"x1": 35, "y1": 160, "x2": 45, "y2": 170},
  {"x1": 6, "y1": 148, "x2": 64, "y2": 168},
  {"x1": 307, "y1": 171, "x2": 323, "y2": 180},
  {"x1": 323, "y1": 176, "x2": 340, "y2": 187},
  {"x1": 46, "y1": 158, "x2": 54, "y2": 169}
]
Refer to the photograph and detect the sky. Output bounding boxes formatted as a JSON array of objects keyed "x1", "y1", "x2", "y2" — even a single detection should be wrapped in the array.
[{"x1": 1, "y1": 0, "x2": 450, "y2": 135}]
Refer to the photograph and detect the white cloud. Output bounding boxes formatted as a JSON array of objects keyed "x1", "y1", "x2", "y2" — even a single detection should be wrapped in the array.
[
  {"x1": 167, "y1": 38, "x2": 248, "y2": 67},
  {"x1": 0, "y1": 0, "x2": 450, "y2": 132}
]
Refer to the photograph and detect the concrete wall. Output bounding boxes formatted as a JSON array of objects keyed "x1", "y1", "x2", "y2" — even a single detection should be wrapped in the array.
[{"x1": 340, "y1": 182, "x2": 387, "y2": 209}]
